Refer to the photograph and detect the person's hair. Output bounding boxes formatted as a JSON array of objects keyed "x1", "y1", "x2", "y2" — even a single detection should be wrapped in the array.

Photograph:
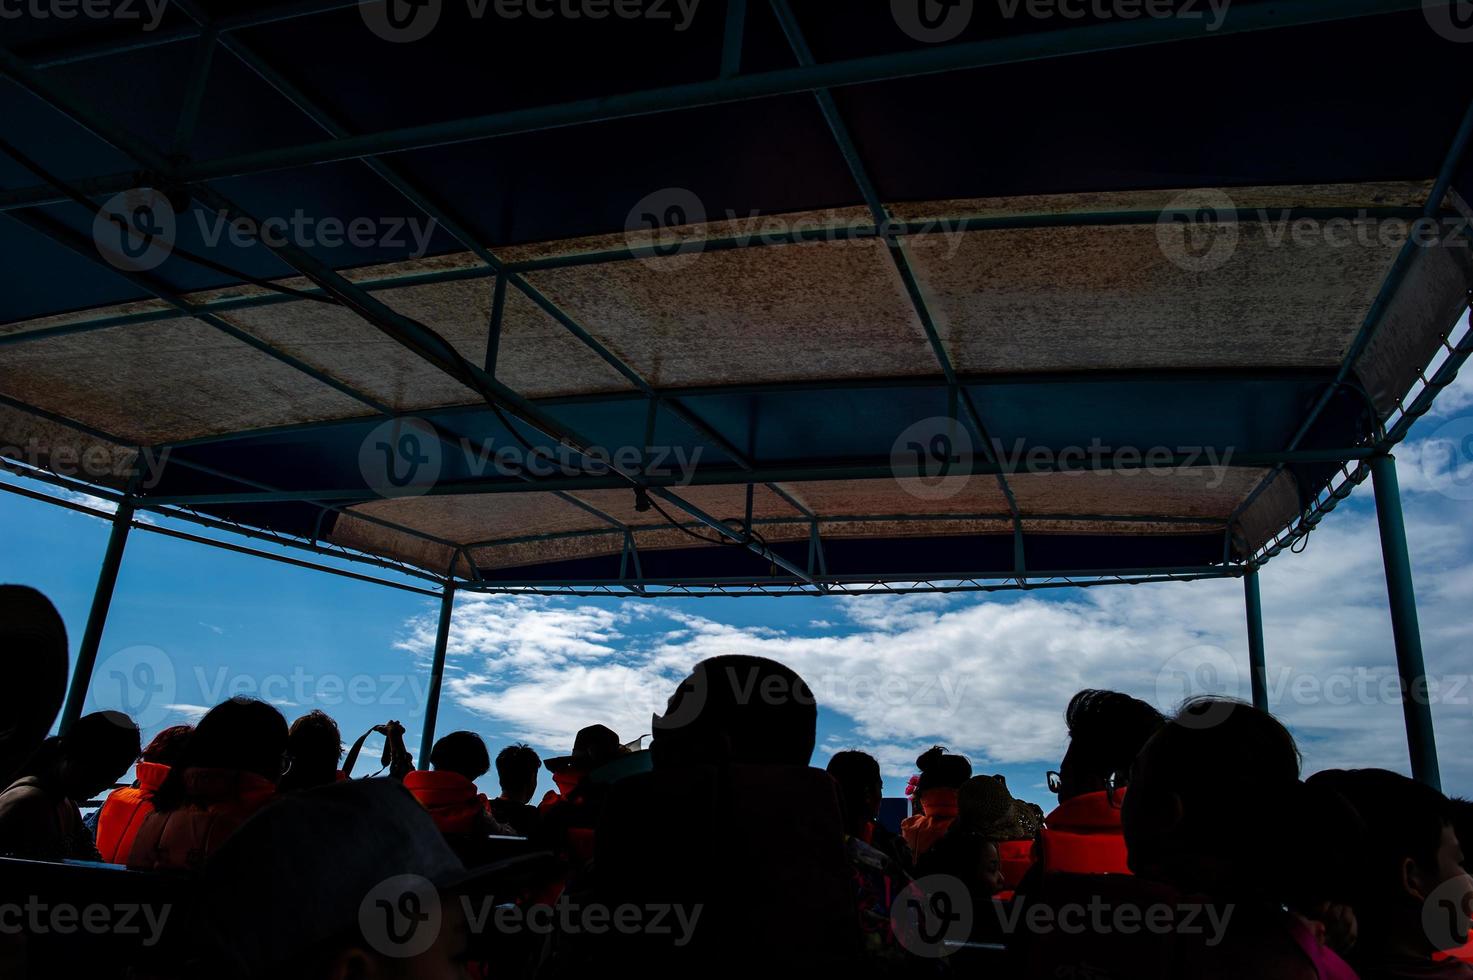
[
  {"x1": 1451, "y1": 797, "x2": 1473, "y2": 860},
  {"x1": 827, "y1": 750, "x2": 882, "y2": 834},
  {"x1": 280, "y1": 710, "x2": 343, "y2": 793},
  {"x1": 915, "y1": 745, "x2": 972, "y2": 794},
  {"x1": 1283, "y1": 778, "x2": 1368, "y2": 911},
  {"x1": 1307, "y1": 768, "x2": 1454, "y2": 927},
  {"x1": 151, "y1": 697, "x2": 288, "y2": 813},
  {"x1": 140, "y1": 724, "x2": 193, "y2": 766},
  {"x1": 430, "y1": 731, "x2": 490, "y2": 780},
  {"x1": 495, "y1": 743, "x2": 540, "y2": 791},
  {"x1": 1062, "y1": 689, "x2": 1164, "y2": 786},
  {"x1": 1121, "y1": 697, "x2": 1300, "y2": 898},
  {"x1": 651, "y1": 655, "x2": 818, "y2": 768}
]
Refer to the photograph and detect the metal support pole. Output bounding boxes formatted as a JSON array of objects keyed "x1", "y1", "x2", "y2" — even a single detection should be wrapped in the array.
[
  {"x1": 418, "y1": 584, "x2": 456, "y2": 766},
  {"x1": 59, "y1": 500, "x2": 135, "y2": 734},
  {"x1": 1370, "y1": 454, "x2": 1442, "y2": 790},
  {"x1": 1243, "y1": 568, "x2": 1268, "y2": 712}
]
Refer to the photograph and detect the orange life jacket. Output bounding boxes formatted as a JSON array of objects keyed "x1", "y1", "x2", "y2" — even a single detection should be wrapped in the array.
[
  {"x1": 900, "y1": 787, "x2": 959, "y2": 859},
  {"x1": 95, "y1": 761, "x2": 169, "y2": 865},
  {"x1": 997, "y1": 838, "x2": 1036, "y2": 890},
  {"x1": 1035, "y1": 789, "x2": 1131, "y2": 876},
  {"x1": 126, "y1": 768, "x2": 277, "y2": 872},
  {"x1": 403, "y1": 770, "x2": 491, "y2": 835}
]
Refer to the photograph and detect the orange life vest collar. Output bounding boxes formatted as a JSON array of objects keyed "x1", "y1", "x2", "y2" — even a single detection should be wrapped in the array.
[
  {"x1": 917, "y1": 787, "x2": 959, "y2": 819},
  {"x1": 1044, "y1": 788, "x2": 1125, "y2": 833},
  {"x1": 135, "y1": 761, "x2": 170, "y2": 792}
]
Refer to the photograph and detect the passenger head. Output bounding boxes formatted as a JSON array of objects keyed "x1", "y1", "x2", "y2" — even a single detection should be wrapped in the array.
[
  {"x1": 1056, "y1": 689, "x2": 1164, "y2": 801},
  {"x1": 1309, "y1": 769, "x2": 1471, "y2": 957},
  {"x1": 0, "y1": 585, "x2": 69, "y2": 785},
  {"x1": 430, "y1": 731, "x2": 490, "y2": 781},
  {"x1": 53, "y1": 711, "x2": 140, "y2": 801},
  {"x1": 827, "y1": 750, "x2": 883, "y2": 835},
  {"x1": 1121, "y1": 697, "x2": 1300, "y2": 899},
  {"x1": 201, "y1": 780, "x2": 549, "y2": 980},
  {"x1": 1283, "y1": 778, "x2": 1367, "y2": 952},
  {"x1": 140, "y1": 724, "x2": 193, "y2": 766},
  {"x1": 152, "y1": 697, "x2": 288, "y2": 812},
  {"x1": 280, "y1": 711, "x2": 343, "y2": 793},
  {"x1": 650, "y1": 655, "x2": 817, "y2": 768},
  {"x1": 495, "y1": 743, "x2": 540, "y2": 803},
  {"x1": 915, "y1": 745, "x2": 972, "y2": 795},
  {"x1": 917, "y1": 829, "x2": 1006, "y2": 897}
]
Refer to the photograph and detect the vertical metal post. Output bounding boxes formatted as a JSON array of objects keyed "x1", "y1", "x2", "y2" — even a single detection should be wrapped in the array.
[
  {"x1": 1243, "y1": 568, "x2": 1268, "y2": 712},
  {"x1": 59, "y1": 501, "x2": 135, "y2": 734},
  {"x1": 418, "y1": 583, "x2": 456, "y2": 767},
  {"x1": 1370, "y1": 454, "x2": 1442, "y2": 790}
]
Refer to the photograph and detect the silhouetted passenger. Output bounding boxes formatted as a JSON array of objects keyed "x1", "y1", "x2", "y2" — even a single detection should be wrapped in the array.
[
  {"x1": 0, "y1": 585, "x2": 69, "y2": 788},
  {"x1": 954, "y1": 773, "x2": 1039, "y2": 891},
  {"x1": 403, "y1": 731, "x2": 513, "y2": 840},
  {"x1": 95, "y1": 722, "x2": 192, "y2": 864},
  {"x1": 1312, "y1": 769, "x2": 1473, "y2": 979},
  {"x1": 490, "y1": 742, "x2": 541, "y2": 837},
  {"x1": 0, "y1": 710, "x2": 139, "y2": 861},
  {"x1": 199, "y1": 778, "x2": 554, "y2": 980},
  {"x1": 539, "y1": 724, "x2": 629, "y2": 867},
  {"x1": 279, "y1": 709, "x2": 343, "y2": 793},
  {"x1": 827, "y1": 749, "x2": 912, "y2": 873},
  {"x1": 827, "y1": 750, "x2": 912, "y2": 957},
  {"x1": 593, "y1": 655, "x2": 860, "y2": 974},
  {"x1": 1036, "y1": 689, "x2": 1165, "y2": 877},
  {"x1": 127, "y1": 697, "x2": 287, "y2": 872},
  {"x1": 1282, "y1": 778, "x2": 1365, "y2": 980},
  {"x1": 900, "y1": 745, "x2": 971, "y2": 859},
  {"x1": 1119, "y1": 697, "x2": 1317, "y2": 978}
]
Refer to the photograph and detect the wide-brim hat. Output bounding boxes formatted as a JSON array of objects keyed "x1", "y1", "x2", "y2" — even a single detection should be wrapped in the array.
[{"x1": 542, "y1": 723, "x2": 629, "y2": 773}]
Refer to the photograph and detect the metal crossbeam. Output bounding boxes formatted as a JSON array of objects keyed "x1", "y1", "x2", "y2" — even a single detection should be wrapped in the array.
[{"x1": 136, "y1": 447, "x2": 1377, "y2": 507}]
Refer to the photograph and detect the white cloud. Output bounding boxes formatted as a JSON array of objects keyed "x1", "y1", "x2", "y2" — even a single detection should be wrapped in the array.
[{"x1": 398, "y1": 495, "x2": 1473, "y2": 799}]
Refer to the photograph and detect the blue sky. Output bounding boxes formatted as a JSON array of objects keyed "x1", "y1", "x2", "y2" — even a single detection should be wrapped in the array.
[{"x1": 3, "y1": 329, "x2": 1472, "y2": 811}]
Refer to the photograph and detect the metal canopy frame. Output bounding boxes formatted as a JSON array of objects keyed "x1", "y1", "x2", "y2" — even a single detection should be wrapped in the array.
[{"x1": 0, "y1": 1, "x2": 1468, "y2": 786}]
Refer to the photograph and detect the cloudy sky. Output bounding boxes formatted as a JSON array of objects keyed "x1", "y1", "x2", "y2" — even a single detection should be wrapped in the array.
[{"x1": 3, "y1": 319, "x2": 1471, "y2": 808}]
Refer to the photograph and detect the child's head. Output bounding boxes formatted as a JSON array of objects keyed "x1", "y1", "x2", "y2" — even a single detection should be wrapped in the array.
[
  {"x1": 429, "y1": 731, "x2": 490, "y2": 781},
  {"x1": 1310, "y1": 769, "x2": 1472, "y2": 956}
]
